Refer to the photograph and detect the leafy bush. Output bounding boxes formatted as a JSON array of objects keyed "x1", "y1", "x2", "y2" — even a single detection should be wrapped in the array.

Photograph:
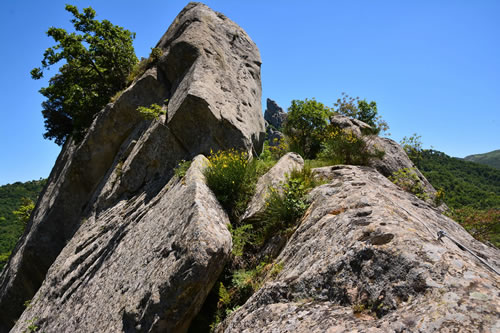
[
  {"x1": 229, "y1": 224, "x2": 254, "y2": 257},
  {"x1": 389, "y1": 168, "x2": 428, "y2": 200},
  {"x1": 333, "y1": 92, "x2": 389, "y2": 134},
  {"x1": 283, "y1": 98, "x2": 330, "y2": 159},
  {"x1": 317, "y1": 127, "x2": 384, "y2": 165},
  {"x1": 268, "y1": 138, "x2": 289, "y2": 160},
  {"x1": 251, "y1": 167, "x2": 322, "y2": 246},
  {"x1": 204, "y1": 149, "x2": 253, "y2": 217},
  {"x1": 205, "y1": 149, "x2": 277, "y2": 221}
]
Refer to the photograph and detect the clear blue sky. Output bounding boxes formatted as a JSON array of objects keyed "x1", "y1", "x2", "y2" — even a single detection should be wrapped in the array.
[{"x1": 1, "y1": 0, "x2": 499, "y2": 185}]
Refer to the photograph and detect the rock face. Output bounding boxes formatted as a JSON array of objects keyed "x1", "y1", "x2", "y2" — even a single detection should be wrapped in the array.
[
  {"x1": 0, "y1": 3, "x2": 264, "y2": 332},
  {"x1": 264, "y1": 98, "x2": 287, "y2": 145},
  {"x1": 13, "y1": 156, "x2": 231, "y2": 332},
  {"x1": 218, "y1": 165, "x2": 500, "y2": 333},
  {"x1": 242, "y1": 152, "x2": 304, "y2": 221},
  {"x1": 264, "y1": 98, "x2": 287, "y2": 130}
]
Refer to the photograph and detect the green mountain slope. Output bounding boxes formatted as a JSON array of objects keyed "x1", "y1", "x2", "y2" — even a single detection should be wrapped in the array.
[
  {"x1": 418, "y1": 150, "x2": 500, "y2": 209},
  {"x1": 416, "y1": 150, "x2": 500, "y2": 247},
  {"x1": 464, "y1": 149, "x2": 500, "y2": 170},
  {"x1": 0, "y1": 179, "x2": 46, "y2": 270}
]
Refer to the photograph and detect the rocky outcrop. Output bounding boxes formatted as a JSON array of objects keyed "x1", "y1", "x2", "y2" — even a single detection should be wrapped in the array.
[
  {"x1": 330, "y1": 115, "x2": 439, "y2": 203},
  {"x1": 218, "y1": 165, "x2": 500, "y2": 332},
  {"x1": 0, "y1": 3, "x2": 264, "y2": 332},
  {"x1": 241, "y1": 152, "x2": 304, "y2": 221},
  {"x1": 12, "y1": 156, "x2": 231, "y2": 333},
  {"x1": 264, "y1": 98, "x2": 287, "y2": 145},
  {"x1": 264, "y1": 98, "x2": 287, "y2": 130}
]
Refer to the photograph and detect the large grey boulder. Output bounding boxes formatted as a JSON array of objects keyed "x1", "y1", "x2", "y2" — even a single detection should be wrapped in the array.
[
  {"x1": 156, "y1": 3, "x2": 265, "y2": 156},
  {"x1": 218, "y1": 165, "x2": 500, "y2": 333},
  {"x1": 12, "y1": 156, "x2": 232, "y2": 333},
  {"x1": 0, "y1": 2, "x2": 264, "y2": 331}
]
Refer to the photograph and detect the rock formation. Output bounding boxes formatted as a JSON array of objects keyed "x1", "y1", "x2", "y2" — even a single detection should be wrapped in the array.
[
  {"x1": 330, "y1": 115, "x2": 442, "y2": 206},
  {"x1": 0, "y1": 2, "x2": 264, "y2": 332},
  {"x1": 218, "y1": 165, "x2": 500, "y2": 332},
  {"x1": 264, "y1": 98, "x2": 287, "y2": 145},
  {"x1": 264, "y1": 98, "x2": 287, "y2": 130},
  {"x1": 1, "y1": 2, "x2": 499, "y2": 333}
]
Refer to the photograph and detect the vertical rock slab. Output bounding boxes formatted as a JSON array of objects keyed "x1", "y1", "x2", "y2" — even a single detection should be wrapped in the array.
[
  {"x1": 218, "y1": 165, "x2": 500, "y2": 332},
  {"x1": 0, "y1": 2, "x2": 264, "y2": 331},
  {"x1": 12, "y1": 156, "x2": 232, "y2": 333},
  {"x1": 157, "y1": 2, "x2": 265, "y2": 156}
]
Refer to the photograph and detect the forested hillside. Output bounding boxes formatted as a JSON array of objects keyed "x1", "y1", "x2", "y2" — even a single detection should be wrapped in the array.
[
  {"x1": 416, "y1": 149, "x2": 500, "y2": 247},
  {"x1": 464, "y1": 149, "x2": 500, "y2": 170},
  {"x1": 0, "y1": 179, "x2": 46, "y2": 270}
]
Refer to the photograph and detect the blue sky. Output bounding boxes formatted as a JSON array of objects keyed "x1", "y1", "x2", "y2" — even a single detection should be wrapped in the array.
[{"x1": 1, "y1": 0, "x2": 499, "y2": 185}]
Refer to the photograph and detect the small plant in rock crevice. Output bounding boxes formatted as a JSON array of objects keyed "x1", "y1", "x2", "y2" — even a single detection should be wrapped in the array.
[
  {"x1": 137, "y1": 103, "x2": 167, "y2": 120},
  {"x1": 174, "y1": 159, "x2": 192, "y2": 178},
  {"x1": 389, "y1": 167, "x2": 428, "y2": 201},
  {"x1": 249, "y1": 167, "x2": 321, "y2": 246}
]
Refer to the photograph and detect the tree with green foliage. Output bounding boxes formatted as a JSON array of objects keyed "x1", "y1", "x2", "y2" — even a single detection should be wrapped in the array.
[
  {"x1": 283, "y1": 98, "x2": 330, "y2": 159},
  {"x1": 333, "y1": 92, "x2": 389, "y2": 134},
  {"x1": 31, "y1": 5, "x2": 138, "y2": 145}
]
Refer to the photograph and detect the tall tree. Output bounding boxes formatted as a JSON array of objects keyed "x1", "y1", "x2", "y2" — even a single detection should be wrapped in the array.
[{"x1": 31, "y1": 5, "x2": 138, "y2": 145}]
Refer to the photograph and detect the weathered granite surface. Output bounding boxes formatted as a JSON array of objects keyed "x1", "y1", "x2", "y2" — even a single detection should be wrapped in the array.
[
  {"x1": 0, "y1": 2, "x2": 264, "y2": 332},
  {"x1": 218, "y1": 165, "x2": 500, "y2": 332},
  {"x1": 12, "y1": 156, "x2": 231, "y2": 333}
]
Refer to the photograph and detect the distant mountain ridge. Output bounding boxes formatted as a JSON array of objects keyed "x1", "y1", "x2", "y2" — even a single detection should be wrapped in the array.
[{"x1": 464, "y1": 149, "x2": 500, "y2": 169}]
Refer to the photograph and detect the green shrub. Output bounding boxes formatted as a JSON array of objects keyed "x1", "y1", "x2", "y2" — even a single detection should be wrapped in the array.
[
  {"x1": 268, "y1": 138, "x2": 289, "y2": 160},
  {"x1": 204, "y1": 149, "x2": 252, "y2": 216},
  {"x1": 205, "y1": 149, "x2": 277, "y2": 221},
  {"x1": 283, "y1": 98, "x2": 330, "y2": 159},
  {"x1": 317, "y1": 127, "x2": 384, "y2": 165},
  {"x1": 252, "y1": 167, "x2": 321, "y2": 246},
  {"x1": 389, "y1": 167, "x2": 428, "y2": 200},
  {"x1": 229, "y1": 224, "x2": 254, "y2": 257},
  {"x1": 333, "y1": 92, "x2": 389, "y2": 135}
]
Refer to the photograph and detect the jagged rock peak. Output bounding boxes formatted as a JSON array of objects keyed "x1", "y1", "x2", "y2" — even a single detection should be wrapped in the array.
[
  {"x1": 1, "y1": 3, "x2": 264, "y2": 332},
  {"x1": 264, "y1": 98, "x2": 287, "y2": 130}
]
